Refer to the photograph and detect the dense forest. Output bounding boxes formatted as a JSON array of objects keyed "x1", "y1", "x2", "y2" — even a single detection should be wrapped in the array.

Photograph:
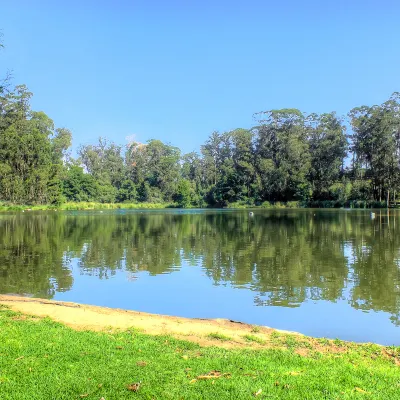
[{"x1": 1, "y1": 40, "x2": 400, "y2": 208}]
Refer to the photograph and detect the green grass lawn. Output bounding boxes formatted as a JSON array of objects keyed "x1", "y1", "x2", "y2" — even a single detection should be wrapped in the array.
[{"x1": 0, "y1": 306, "x2": 399, "y2": 399}]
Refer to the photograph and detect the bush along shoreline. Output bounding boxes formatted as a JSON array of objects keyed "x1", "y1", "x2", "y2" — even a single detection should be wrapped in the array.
[
  {"x1": 0, "y1": 202, "x2": 174, "y2": 212},
  {"x1": 227, "y1": 200, "x2": 390, "y2": 209},
  {"x1": 0, "y1": 199, "x2": 393, "y2": 212}
]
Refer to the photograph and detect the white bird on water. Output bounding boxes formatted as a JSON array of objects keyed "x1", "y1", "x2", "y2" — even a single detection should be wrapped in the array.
[
  {"x1": 249, "y1": 212, "x2": 254, "y2": 217},
  {"x1": 370, "y1": 212, "x2": 376, "y2": 219}
]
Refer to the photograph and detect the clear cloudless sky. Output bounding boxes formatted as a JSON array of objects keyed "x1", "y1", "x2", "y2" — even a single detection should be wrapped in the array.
[{"x1": 1, "y1": 0, "x2": 399, "y2": 154}]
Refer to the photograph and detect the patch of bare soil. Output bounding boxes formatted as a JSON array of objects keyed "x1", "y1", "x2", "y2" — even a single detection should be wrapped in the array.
[
  {"x1": 1, "y1": 295, "x2": 280, "y2": 348},
  {"x1": 0, "y1": 295, "x2": 352, "y2": 353},
  {"x1": 294, "y1": 348, "x2": 310, "y2": 357},
  {"x1": 381, "y1": 348, "x2": 400, "y2": 366}
]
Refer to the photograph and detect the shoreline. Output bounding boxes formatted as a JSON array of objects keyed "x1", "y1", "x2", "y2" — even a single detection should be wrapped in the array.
[
  {"x1": 0, "y1": 295, "x2": 386, "y2": 350},
  {"x1": 2, "y1": 298, "x2": 399, "y2": 399},
  {"x1": 0, "y1": 200, "x2": 394, "y2": 212},
  {"x1": 0, "y1": 295, "x2": 304, "y2": 348}
]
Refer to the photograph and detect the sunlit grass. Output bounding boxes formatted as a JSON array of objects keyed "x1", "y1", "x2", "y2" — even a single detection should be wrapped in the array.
[
  {"x1": 1, "y1": 306, "x2": 400, "y2": 399},
  {"x1": 250, "y1": 325, "x2": 261, "y2": 333},
  {"x1": 242, "y1": 334, "x2": 266, "y2": 344},
  {"x1": 0, "y1": 202, "x2": 174, "y2": 212},
  {"x1": 207, "y1": 332, "x2": 232, "y2": 341}
]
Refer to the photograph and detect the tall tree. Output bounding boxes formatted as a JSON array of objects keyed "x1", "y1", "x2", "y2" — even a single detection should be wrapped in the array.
[
  {"x1": 307, "y1": 112, "x2": 348, "y2": 200},
  {"x1": 126, "y1": 139, "x2": 181, "y2": 202},
  {"x1": 254, "y1": 109, "x2": 311, "y2": 202},
  {"x1": 349, "y1": 93, "x2": 400, "y2": 206},
  {"x1": 78, "y1": 138, "x2": 125, "y2": 202},
  {"x1": 0, "y1": 85, "x2": 71, "y2": 204},
  {"x1": 201, "y1": 131, "x2": 222, "y2": 187}
]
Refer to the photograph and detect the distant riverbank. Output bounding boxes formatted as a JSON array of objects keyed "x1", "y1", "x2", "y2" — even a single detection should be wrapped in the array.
[
  {"x1": 0, "y1": 199, "x2": 393, "y2": 212},
  {"x1": 0, "y1": 296, "x2": 399, "y2": 399},
  {"x1": 0, "y1": 201, "x2": 173, "y2": 212}
]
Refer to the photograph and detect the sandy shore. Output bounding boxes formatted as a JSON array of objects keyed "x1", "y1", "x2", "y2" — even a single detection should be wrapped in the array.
[{"x1": 0, "y1": 295, "x2": 301, "y2": 348}]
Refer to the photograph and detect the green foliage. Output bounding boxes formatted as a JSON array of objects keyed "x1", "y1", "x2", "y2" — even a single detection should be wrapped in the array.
[
  {"x1": 96, "y1": 181, "x2": 117, "y2": 203},
  {"x1": 349, "y1": 93, "x2": 400, "y2": 207},
  {"x1": 127, "y1": 139, "x2": 181, "y2": 202},
  {"x1": 1, "y1": 49, "x2": 399, "y2": 209},
  {"x1": 329, "y1": 181, "x2": 352, "y2": 202},
  {"x1": 58, "y1": 202, "x2": 170, "y2": 210},
  {"x1": 254, "y1": 109, "x2": 311, "y2": 202},
  {"x1": 308, "y1": 112, "x2": 348, "y2": 200},
  {"x1": 174, "y1": 179, "x2": 192, "y2": 208},
  {"x1": 116, "y1": 179, "x2": 137, "y2": 203},
  {"x1": 207, "y1": 332, "x2": 232, "y2": 341},
  {"x1": 226, "y1": 201, "x2": 248, "y2": 209},
  {"x1": 243, "y1": 334, "x2": 266, "y2": 344},
  {"x1": 286, "y1": 201, "x2": 301, "y2": 208},
  {"x1": 260, "y1": 201, "x2": 272, "y2": 208},
  {"x1": 62, "y1": 165, "x2": 98, "y2": 202},
  {"x1": 78, "y1": 137, "x2": 124, "y2": 190},
  {"x1": 350, "y1": 180, "x2": 372, "y2": 201},
  {"x1": 0, "y1": 85, "x2": 68, "y2": 205}
]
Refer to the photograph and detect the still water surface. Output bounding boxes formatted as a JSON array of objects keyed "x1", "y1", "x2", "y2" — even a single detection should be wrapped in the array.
[{"x1": 1, "y1": 209, "x2": 399, "y2": 345}]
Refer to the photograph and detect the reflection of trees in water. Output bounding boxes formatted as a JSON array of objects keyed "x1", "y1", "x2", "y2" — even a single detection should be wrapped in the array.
[
  {"x1": 196, "y1": 212, "x2": 350, "y2": 307},
  {"x1": 346, "y1": 212, "x2": 400, "y2": 325},
  {"x1": 0, "y1": 214, "x2": 73, "y2": 298},
  {"x1": 0, "y1": 210, "x2": 400, "y2": 325}
]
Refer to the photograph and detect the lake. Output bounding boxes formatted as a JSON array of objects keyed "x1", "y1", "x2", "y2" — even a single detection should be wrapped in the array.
[{"x1": 0, "y1": 208, "x2": 399, "y2": 345}]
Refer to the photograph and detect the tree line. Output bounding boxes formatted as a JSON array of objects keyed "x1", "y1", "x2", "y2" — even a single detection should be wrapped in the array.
[{"x1": 1, "y1": 76, "x2": 400, "y2": 207}]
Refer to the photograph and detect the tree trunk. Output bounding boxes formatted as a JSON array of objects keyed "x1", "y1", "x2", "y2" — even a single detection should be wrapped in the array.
[{"x1": 387, "y1": 189, "x2": 390, "y2": 209}]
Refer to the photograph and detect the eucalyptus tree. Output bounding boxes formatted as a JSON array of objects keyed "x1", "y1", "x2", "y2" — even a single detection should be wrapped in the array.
[
  {"x1": 228, "y1": 128, "x2": 256, "y2": 201},
  {"x1": 200, "y1": 132, "x2": 220, "y2": 205},
  {"x1": 0, "y1": 85, "x2": 71, "y2": 204},
  {"x1": 181, "y1": 151, "x2": 204, "y2": 205},
  {"x1": 307, "y1": 112, "x2": 348, "y2": 200},
  {"x1": 211, "y1": 129, "x2": 256, "y2": 205},
  {"x1": 126, "y1": 139, "x2": 181, "y2": 202},
  {"x1": 62, "y1": 164, "x2": 99, "y2": 202},
  {"x1": 78, "y1": 138, "x2": 125, "y2": 202},
  {"x1": 254, "y1": 109, "x2": 311, "y2": 202},
  {"x1": 349, "y1": 93, "x2": 400, "y2": 206},
  {"x1": 182, "y1": 151, "x2": 203, "y2": 185}
]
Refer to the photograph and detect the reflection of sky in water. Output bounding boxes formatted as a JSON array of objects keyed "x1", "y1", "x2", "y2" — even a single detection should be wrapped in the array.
[
  {"x1": 342, "y1": 241, "x2": 356, "y2": 300},
  {"x1": 54, "y1": 254, "x2": 400, "y2": 346}
]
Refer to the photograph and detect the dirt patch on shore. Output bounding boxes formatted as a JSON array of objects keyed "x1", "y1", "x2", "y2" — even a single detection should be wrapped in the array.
[
  {"x1": 0, "y1": 295, "x2": 351, "y2": 354},
  {"x1": 0, "y1": 295, "x2": 283, "y2": 348}
]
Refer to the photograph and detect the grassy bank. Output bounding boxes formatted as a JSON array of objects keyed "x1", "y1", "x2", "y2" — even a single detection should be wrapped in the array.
[
  {"x1": 0, "y1": 306, "x2": 399, "y2": 399},
  {"x1": 227, "y1": 200, "x2": 391, "y2": 209},
  {"x1": 0, "y1": 200, "x2": 393, "y2": 212},
  {"x1": 0, "y1": 202, "x2": 173, "y2": 212}
]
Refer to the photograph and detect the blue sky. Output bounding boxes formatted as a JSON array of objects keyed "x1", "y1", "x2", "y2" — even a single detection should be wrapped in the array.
[{"x1": 1, "y1": 0, "x2": 399, "y2": 154}]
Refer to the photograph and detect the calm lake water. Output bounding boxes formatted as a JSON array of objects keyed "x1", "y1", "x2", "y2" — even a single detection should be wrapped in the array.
[{"x1": 1, "y1": 208, "x2": 399, "y2": 345}]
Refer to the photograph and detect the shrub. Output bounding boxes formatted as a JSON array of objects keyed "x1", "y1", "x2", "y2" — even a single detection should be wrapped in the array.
[
  {"x1": 226, "y1": 201, "x2": 247, "y2": 209},
  {"x1": 260, "y1": 201, "x2": 272, "y2": 208},
  {"x1": 286, "y1": 201, "x2": 301, "y2": 208}
]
